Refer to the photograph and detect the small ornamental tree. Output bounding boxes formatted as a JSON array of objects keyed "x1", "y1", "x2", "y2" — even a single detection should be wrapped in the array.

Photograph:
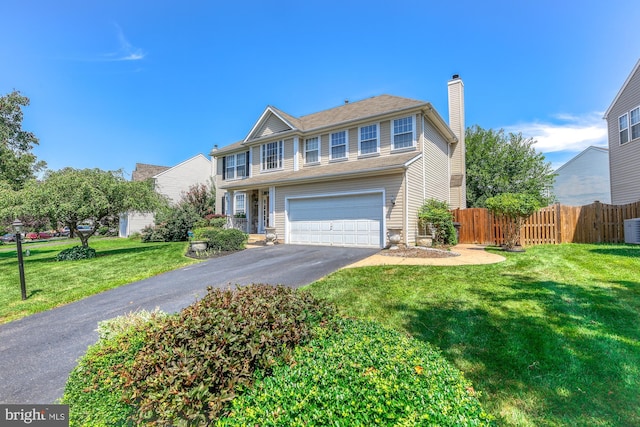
[{"x1": 485, "y1": 192, "x2": 540, "y2": 250}]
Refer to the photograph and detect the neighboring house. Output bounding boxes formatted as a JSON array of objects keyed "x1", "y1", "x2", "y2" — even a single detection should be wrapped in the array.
[
  {"x1": 211, "y1": 76, "x2": 466, "y2": 248},
  {"x1": 552, "y1": 146, "x2": 610, "y2": 206},
  {"x1": 119, "y1": 154, "x2": 213, "y2": 237},
  {"x1": 604, "y1": 58, "x2": 640, "y2": 205}
]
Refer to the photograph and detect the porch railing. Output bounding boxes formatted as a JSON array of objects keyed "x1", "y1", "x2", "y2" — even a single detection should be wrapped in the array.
[{"x1": 226, "y1": 216, "x2": 249, "y2": 233}]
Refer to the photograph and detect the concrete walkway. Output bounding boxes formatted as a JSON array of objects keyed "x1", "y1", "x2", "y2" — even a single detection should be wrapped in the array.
[{"x1": 344, "y1": 244, "x2": 506, "y2": 267}]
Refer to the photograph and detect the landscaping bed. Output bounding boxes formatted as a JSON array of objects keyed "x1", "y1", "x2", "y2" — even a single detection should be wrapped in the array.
[{"x1": 380, "y1": 246, "x2": 459, "y2": 258}]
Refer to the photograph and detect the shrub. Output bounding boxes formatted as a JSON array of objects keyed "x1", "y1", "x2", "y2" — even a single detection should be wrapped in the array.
[
  {"x1": 193, "y1": 227, "x2": 247, "y2": 252},
  {"x1": 56, "y1": 245, "x2": 96, "y2": 261},
  {"x1": 221, "y1": 318, "x2": 493, "y2": 426},
  {"x1": 62, "y1": 311, "x2": 167, "y2": 426},
  {"x1": 123, "y1": 285, "x2": 336, "y2": 425},
  {"x1": 141, "y1": 203, "x2": 200, "y2": 243},
  {"x1": 486, "y1": 192, "x2": 540, "y2": 250},
  {"x1": 418, "y1": 198, "x2": 458, "y2": 246}
]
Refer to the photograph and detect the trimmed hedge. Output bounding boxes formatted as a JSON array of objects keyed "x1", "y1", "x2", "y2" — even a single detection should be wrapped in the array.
[
  {"x1": 220, "y1": 318, "x2": 494, "y2": 426},
  {"x1": 193, "y1": 227, "x2": 247, "y2": 252},
  {"x1": 62, "y1": 311, "x2": 166, "y2": 426},
  {"x1": 123, "y1": 285, "x2": 334, "y2": 425},
  {"x1": 56, "y1": 246, "x2": 96, "y2": 261}
]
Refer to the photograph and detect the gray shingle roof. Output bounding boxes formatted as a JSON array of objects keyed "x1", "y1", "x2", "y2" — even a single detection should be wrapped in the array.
[
  {"x1": 131, "y1": 163, "x2": 170, "y2": 181},
  {"x1": 214, "y1": 95, "x2": 430, "y2": 155}
]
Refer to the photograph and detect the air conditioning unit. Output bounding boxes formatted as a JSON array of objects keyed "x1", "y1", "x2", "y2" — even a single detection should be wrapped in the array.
[{"x1": 624, "y1": 218, "x2": 640, "y2": 244}]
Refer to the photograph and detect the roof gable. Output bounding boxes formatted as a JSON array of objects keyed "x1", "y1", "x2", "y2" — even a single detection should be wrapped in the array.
[
  {"x1": 604, "y1": 58, "x2": 640, "y2": 119},
  {"x1": 154, "y1": 154, "x2": 211, "y2": 179},
  {"x1": 244, "y1": 106, "x2": 300, "y2": 142}
]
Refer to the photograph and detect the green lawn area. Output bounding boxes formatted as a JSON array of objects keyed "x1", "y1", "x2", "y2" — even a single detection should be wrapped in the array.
[
  {"x1": 305, "y1": 244, "x2": 640, "y2": 427},
  {"x1": 0, "y1": 238, "x2": 199, "y2": 324}
]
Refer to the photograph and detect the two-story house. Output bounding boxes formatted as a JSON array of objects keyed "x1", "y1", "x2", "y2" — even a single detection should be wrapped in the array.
[
  {"x1": 604, "y1": 58, "x2": 640, "y2": 205},
  {"x1": 212, "y1": 76, "x2": 466, "y2": 248}
]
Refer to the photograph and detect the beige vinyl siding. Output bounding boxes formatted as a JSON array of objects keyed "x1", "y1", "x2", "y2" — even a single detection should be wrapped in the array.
[
  {"x1": 405, "y1": 157, "x2": 424, "y2": 246},
  {"x1": 274, "y1": 174, "x2": 404, "y2": 244},
  {"x1": 283, "y1": 138, "x2": 295, "y2": 171},
  {"x1": 608, "y1": 65, "x2": 640, "y2": 204},
  {"x1": 255, "y1": 113, "x2": 291, "y2": 138},
  {"x1": 423, "y1": 122, "x2": 450, "y2": 203}
]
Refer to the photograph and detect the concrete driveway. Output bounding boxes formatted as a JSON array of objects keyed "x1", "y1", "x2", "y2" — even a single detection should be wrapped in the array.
[{"x1": 0, "y1": 244, "x2": 377, "y2": 404}]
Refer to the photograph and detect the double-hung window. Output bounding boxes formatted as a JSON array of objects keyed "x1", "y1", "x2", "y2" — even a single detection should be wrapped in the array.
[
  {"x1": 305, "y1": 137, "x2": 320, "y2": 164},
  {"x1": 359, "y1": 124, "x2": 379, "y2": 155},
  {"x1": 234, "y1": 193, "x2": 246, "y2": 216},
  {"x1": 330, "y1": 130, "x2": 348, "y2": 160},
  {"x1": 393, "y1": 116, "x2": 415, "y2": 150},
  {"x1": 223, "y1": 152, "x2": 249, "y2": 180},
  {"x1": 631, "y1": 107, "x2": 640, "y2": 141},
  {"x1": 261, "y1": 140, "x2": 283, "y2": 171},
  {"x1": 619, "y1": 113, "x2": 629, "y2": 145}
]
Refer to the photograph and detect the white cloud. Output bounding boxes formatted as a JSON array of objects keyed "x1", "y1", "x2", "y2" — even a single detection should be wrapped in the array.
[
  {"x1": 104, "y1": 23, "x2": 146, "y2": 61},
  {"x1": 504, "y1": 112, "x2": 608, "y2": 154}
]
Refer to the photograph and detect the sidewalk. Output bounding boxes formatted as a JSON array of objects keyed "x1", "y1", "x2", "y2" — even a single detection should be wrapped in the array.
[{"x1": 344, "y1": 244, "x2": 506, "y2": 268}]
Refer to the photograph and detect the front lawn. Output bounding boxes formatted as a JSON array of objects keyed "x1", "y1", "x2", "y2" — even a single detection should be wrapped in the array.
[
  {"x1": 0, "y1": 238, "x2": 199, "y2": 324},
  {"x1": 305, "y1": 244, "x2": 640, "y2": 426}
]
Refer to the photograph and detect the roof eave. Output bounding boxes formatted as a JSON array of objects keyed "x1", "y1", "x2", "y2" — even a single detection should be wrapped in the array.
[{"x1": 219, "y1": 154, "x2": 422, "y2": 190}]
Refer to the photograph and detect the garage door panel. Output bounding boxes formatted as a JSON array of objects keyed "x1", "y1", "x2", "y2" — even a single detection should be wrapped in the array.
[{"x1": 288, "y1": 193, "x2": 383, "y2": 248}]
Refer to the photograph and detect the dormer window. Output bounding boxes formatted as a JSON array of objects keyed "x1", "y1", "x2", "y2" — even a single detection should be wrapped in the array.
[
  {"x1": 261, "y1": 140, "x2": 283, "y2": 171},
  {"x1": 392, "y1": 116, "x2": 415, "y2": 150}
]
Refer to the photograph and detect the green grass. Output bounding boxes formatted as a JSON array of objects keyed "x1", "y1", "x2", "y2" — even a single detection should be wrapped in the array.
[
  {"x1": 304, "y1": 244, "x2": 640, "y2": 426},
  {"x1": 0, "y1": 238, "x2": 199, "y2": 324}
]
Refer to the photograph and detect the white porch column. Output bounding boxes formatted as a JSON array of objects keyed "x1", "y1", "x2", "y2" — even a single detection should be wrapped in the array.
[{"x1": 268, "y1": 186, "x2": 275, "y2": 228}]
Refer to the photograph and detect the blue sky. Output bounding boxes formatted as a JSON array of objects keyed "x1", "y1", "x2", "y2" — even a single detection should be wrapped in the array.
[{"x1": 2, "y1": 0, "x2": 640, "y2": 178}]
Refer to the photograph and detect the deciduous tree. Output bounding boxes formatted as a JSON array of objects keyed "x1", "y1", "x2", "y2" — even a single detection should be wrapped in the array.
[
  {"x1": 20, "y1": 168, "x2": 164, "y2": 247},
  {"x1": 0, "y1": 91, "x2": 46, "y2": 190},
  {"x1": 466, "y1": 125, "x2": 555, "y2": 208}
]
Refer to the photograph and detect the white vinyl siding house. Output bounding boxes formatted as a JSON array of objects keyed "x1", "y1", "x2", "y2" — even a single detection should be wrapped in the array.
[
  {"x1": 604, "y1": 58, "x2": 640, "y2": 205},
  {"x1": 119, "y1": 154, "x2": 213, "y2": 237}
]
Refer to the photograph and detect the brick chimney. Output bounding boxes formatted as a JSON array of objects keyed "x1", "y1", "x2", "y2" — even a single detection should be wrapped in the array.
[{"x1": 447, "y1": 75, "x2": 466, "y2": 209}]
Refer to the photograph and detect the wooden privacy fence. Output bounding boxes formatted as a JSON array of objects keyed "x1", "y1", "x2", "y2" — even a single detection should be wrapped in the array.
[{"x1": 451, "y1": 201, "x2": 640, "y2": 246}]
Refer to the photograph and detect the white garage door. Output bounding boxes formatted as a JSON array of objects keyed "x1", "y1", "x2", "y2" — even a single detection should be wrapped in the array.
[{"x1": 288, "y1": 193, "x2": 383, "y2": 248}]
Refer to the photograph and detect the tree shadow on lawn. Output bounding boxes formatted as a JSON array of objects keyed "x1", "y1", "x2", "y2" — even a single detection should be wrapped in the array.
[
  {"x1": 589, "y1": 246, "x2": 640, "y2": 258},
  {"x1": 0, "y1": 244, "x2": 175, "y2": 266},
  {"x1": 392, "y1": 277, "x2": 640, "y2": 426}
]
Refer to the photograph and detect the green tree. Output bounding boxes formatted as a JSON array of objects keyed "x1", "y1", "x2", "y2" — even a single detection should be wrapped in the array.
[
  {"x1": 486, "y1": 192, "x2": 541, "y2": 250},
  {"x1": 465, "y1": 125, "x2": 555, "y2": 208},
  {"x1": 0, "y1": 91, "x2": 46, "y2": 190},
  {"x1": 19, "y1": 168, "x2": 164, "y2": 247}
]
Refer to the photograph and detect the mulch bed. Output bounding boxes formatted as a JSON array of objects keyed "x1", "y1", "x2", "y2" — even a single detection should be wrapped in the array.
[{"x1": 380, "y1": 246, "x2": 460, "y2": 258}]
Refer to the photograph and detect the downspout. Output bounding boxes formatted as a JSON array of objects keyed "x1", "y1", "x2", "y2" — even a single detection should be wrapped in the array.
[{"x1": 404, "y1": 168, "x2": 409, "y2": 246}]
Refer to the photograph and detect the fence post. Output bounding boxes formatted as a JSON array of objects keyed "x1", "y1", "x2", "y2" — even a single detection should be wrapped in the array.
[
  {"x1": 594, "y1": 201, "x2": 602, "y2": 243},
  {"x1": 555, "y1": 203, "x2": 562, "y2": 244}
]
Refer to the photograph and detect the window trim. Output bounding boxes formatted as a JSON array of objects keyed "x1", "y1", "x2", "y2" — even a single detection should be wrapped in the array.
[
  {"x1": 619, "y1": 112, "x2": 629, "y2": 145},
  {"x1": 223, "y1": 152, "x2": 249, "y2": 181},
  {"x1": 358, "y1": 123, "x2": 380, "y2": 156},
  {"x1": 304, "y1": 136, "x2": 321, "y2": 164},
  {"x1": 392, "y1": 115, "x2": 416, "y2": 151},
  {"x1": 260, "y1": 140, "x2": 284, "y2": 171},
  {"x1": 330, "y1": 130, "x2": 348, "y2": 161},
  {"x1": 630, "y1": 106, "x2": 640, "y2": 142},
  {"x1": 234, "y1": 192, "x2": 246, "y2": 216}
]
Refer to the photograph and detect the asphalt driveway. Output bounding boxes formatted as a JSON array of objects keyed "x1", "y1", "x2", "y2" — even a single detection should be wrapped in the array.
[{"x1": 0, "y1": 244, "x2": 378, "y2": 404}]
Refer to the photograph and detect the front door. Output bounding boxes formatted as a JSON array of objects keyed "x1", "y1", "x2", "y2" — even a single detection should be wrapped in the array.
[{"x1": 260, "y1": 190, "x2": 270, "y2": 232}]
